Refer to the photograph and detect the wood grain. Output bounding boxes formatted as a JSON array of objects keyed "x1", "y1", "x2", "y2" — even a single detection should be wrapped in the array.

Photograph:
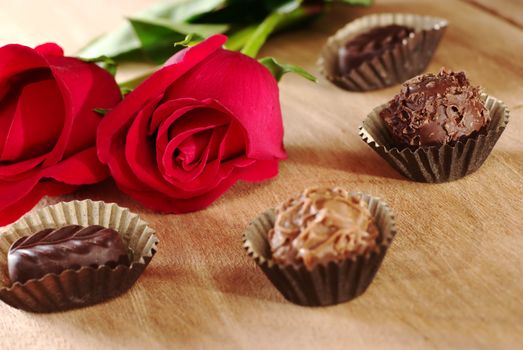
[
  {"x1": 462, "y1": 0, "x2": 523, "y2": 29},
  {"x1": 0, "y1": 0, "x2": 522, "y2": 349}
]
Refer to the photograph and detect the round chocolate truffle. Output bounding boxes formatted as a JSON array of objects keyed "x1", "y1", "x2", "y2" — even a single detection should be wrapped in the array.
[
  {"x1": 379, "y1": 69, "x2": 491, "y2": 147},
  {"x1": 268, "y1": 187, "x2": 379, "y2": 270},
  {"x1": 338, "y1": 24, "x2": 414, "y2": 75}
]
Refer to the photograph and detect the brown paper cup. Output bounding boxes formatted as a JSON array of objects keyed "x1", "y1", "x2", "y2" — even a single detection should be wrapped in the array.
[
  {"x1": 318, "y1": 13, "x2": 448, "y2": 91},
  {"x1": 0, "y1": 200, "x2": 158, "y2": 313},
  {"x1": 243, "y1": 193, "x2": 397, "y2": 307},
  {"x1": 359, "y1": 93, "x2": 510, "y2": 183}
]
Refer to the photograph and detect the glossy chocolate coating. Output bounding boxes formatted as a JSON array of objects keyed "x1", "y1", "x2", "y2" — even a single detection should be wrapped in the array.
[
  {"x1": 8, "y1": 225, "x2": 129, "y2": 284},
  {"x1": 379, "y1": 69, "x2": 490, "y2": 146},
  {"x1": 268, "y1": 188, "x2": 379, "y2": 270},
  {"x1": 338, "y1": 24, "x2": 414, "y2": 74}
]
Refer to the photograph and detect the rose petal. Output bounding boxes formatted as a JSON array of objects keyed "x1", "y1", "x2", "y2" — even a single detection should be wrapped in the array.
[
  {"x1": 218, "y1": 120, "x2": 246, "y2": 161},
  {"x1": 0, "y1": 44, "x2": 48, "y2": 83},
  {"x1": 97, "y1": 35, "x2": 227, "y2": 164},
  {"x1": 163, "y1": 127, "x2": 227, "y2": 184},
  {"x1": 0, "y1": 154, "x2": 46, "y2": 179},
  {"x1": 123, "y1": 157, "x2": 276, "y2": 214},
  {"x1": 158, "y1": 107, "x2": 228, "y2": 165},
  {"x1": 164, "y1": 34, "x2": 227, "y2": 67},
  {"x1": 96, "y1": 35, "x2": 284, "y2": 213},
  {"x1": 43, "y1": 54, "x2": 121, "y2": 166},
  {"x1": 154, "y1": 99, "x2": 229, "y2": 154},
  {"x1": 41, "y1": 147, "x2": 109, "y2": 185},
  {"x1": 150, "y1": 100, "x2": 198, "y2": 135},
  {"x1": 104, "y1": 141, "x2": 146, "y2": 191},
  {"x1": 0, "y1": 85, "x2": 19, "y2": 157},
  {"x1": 116, "y1": 169, "x2": 240, "y2": 214},
  {"x1": 0, "y1": 175, "x2": 39, "y2": 210},
  {"x1": 1, "y1": 79, "x2": 63, "y2": 161},
  {"x1": 125, "y1": 98, "x2": 185, "y2": 197},
  {"x1": 154, "y1": 103, "x2": 211, "y2": 169},
  {"x1": 34, "y1": 43, "x2": 64, "y2": 57},
  {"x1": 124, "y1": 98, "x2": 225, "y2": 198},
  {"x1": 125, "y1": 101, "x2": 237, "y2": 198},
  {"x1": 164, "y1": 132, "x2": 212, "y2": 182},
  {"x1": 164, "y1": 48, "x2": 287, "y2": 161},
  {"x1": 0, "y1": 180, "x2": 76, "y2": 226},
  {"x1": 155, "y1": 103, "x2": 224, "y2": 159},
  {"x1": 236, "y1": 159, "x2": 279, "y2": 182},
  {"x1": 0, "y1": 148, "x2": 107, "y2": 213}
]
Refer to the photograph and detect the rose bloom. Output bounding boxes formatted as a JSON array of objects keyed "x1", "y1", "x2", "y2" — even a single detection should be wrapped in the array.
[
  {"x1": 0, "y1": 43, "x2": 121, "y2": 225},
  {"x1": 97, "y1": 35, "x2": 287, "y2": 213}
]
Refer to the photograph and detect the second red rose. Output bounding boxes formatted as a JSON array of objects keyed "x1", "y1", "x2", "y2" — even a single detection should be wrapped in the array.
[{"x1": 97, "y1": 35, "x2": 287, "y2": 213}]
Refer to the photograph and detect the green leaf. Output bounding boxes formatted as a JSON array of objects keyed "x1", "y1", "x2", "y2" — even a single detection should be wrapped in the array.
[
  {"x1": 77, "y1": 0, "x2": 370, "y2": 64},
  {"x1": 174, "y1": 33, "x2": 205, "y2": 48},
  {"x1": 259, "y1": 57, "x2": 317, "y2": 82},
  {"x1": 77, "y1": 0, "x2": 228, "y2": 60},
  {"x1": 93, "y1": 108, "x2": 111, "y2": 116},
  {"x1": 81, "y1": 55, "x2": 117, "y2": 76},
  {"x1": 163, "y1": 0, "x2": 229, "y2": 22},
  {"x1": 271, "y1": 0, "x2": 302, "y2": 14},
  {"x1": 128, "y1": 17, "x2": 228, "y2": 63}
]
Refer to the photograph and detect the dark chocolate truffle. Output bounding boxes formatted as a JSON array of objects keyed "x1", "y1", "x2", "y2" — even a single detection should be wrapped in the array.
[
  {"x1": 8, "y1": 225, "x2": 129, "y2": 284},
  {"x1": 380, "y1": 69, "x2": 491, "y2": 146},
  {"x1": 268, "y1": 187, "x2": 379, "y2": 270},
  {"x1": 338, "y1": 24, "x2": 414, "y2": 74}
]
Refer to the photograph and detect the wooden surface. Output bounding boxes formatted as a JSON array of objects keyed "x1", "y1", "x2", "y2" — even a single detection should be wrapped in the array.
[
  {"x1": 1, "y1": 0, "x2": 522, "y2": 349},
  {"x1": 463, "y1": 0, "x2": 523, "y2": 29}
]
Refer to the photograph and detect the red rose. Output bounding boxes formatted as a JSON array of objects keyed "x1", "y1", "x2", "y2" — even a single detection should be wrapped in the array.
[
  {"x1": 97, "y1": 35, "x2": 287, "y2": 213},
  {"x1": 0, "y1": 43, "x2": 121, "y2": 225}
]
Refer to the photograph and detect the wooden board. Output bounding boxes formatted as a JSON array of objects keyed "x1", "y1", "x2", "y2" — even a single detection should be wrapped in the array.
[
  {"x1": 463, "y1": 0, "x2": 523, "y2": 29},
  {"x1": 0, "y1": 0, "x2": 522, "y2": 348}
]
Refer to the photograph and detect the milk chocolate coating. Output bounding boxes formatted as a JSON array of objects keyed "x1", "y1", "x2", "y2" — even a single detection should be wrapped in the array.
[
  {"x1": 338, "y1": 24, "x2": 414, "y2": 74},
  {"x1": 268, "y1": 188, "x2": 379, "y2": 270},
  {"x1": 380, "y1": 69, "x2": 491, "y2": 146},
  {"x1": 8, "y1": 225, "x2": 129, "y2": 284}
]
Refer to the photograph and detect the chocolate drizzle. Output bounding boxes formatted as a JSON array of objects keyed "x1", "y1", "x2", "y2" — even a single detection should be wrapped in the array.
[
  {"x1": 380, "y1": 69, "x2": 491, "y2": 146},
  {"x1": 268, "y1": 188, "x2": 379, "y2": 270},
  {"x1": 8, "y1": 225, "x2": 129, "y2": 284}
]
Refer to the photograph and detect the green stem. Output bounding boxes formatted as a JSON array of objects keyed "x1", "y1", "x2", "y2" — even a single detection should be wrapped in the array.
[
  {"x1": 117, "y1": 4, "x2": 325, "y2": 90},
  {"x1": 241, "y1": 12, "x2": 285, "y2": 58},
  {"x1": 224, "y1": 25, "x2": 258, "y2": 51},
  {"x1": 240, "y1": 4, "x2": 323, "y2": 58}
]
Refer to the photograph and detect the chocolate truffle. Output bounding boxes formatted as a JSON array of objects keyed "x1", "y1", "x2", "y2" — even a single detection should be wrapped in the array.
[
  {"x1": 380, "y1": 69, "x2": 491, "y2": 146},
  {"x1": 338, "y1": 24, "x2": 414, "y2": 74},
  {"x1": 268, "y1": 187, "x2": 379, "y2": 270},
  {"x1": 8, "y1": 225, "x2": 129, "y2": 284}
]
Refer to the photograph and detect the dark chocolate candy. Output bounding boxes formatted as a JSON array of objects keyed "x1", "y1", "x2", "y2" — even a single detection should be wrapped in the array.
[
  {"x1": 379, "y1": 69, "x2": 491, "y2": 146},
  {"x1": 337, "y1": 24, "x2": 414, "y2": 74},
  {"x1": 8, "y1": 225, "x2": 129, "y2": 284}
]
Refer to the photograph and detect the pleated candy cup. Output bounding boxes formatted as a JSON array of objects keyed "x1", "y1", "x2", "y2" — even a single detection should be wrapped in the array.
[
  {"x1": 0, "y1": 200, "x2": 158, "y2": 313},
  {"x1": 359, "y1": 93, "x2": 510, "y2": 183},
  {"x1": 243, "y1": 193, "x2": 397, "y2": 307},
  {"x1": 319, "y1": 13, "x2": 448, "y2": 91}
]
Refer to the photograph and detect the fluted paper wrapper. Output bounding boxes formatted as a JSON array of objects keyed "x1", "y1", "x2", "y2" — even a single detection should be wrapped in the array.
[
  {"x1": 243, "y1": 193, "x2": 396, "y2": 307},
  {"x1": 0, "y1": 200, "x2": 158, "y2": 313},
  {"x1": 359, "y1": 94, "x2": 510, "y2": 183},
  {"x1": 319, "y1": 13, "x2": 448, "y2": 91}
]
